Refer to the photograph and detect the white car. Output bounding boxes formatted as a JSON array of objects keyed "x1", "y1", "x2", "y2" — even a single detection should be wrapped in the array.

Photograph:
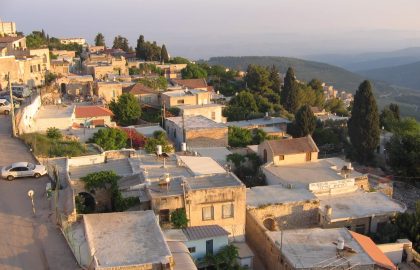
[{"x1": 1, "y1": 162, "x2": 47, "y2": 181}]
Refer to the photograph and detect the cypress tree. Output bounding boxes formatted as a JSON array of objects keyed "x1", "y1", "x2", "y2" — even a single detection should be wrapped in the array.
[
  {"x1": 281, "y1": 67, "x2": 299, "y2": 113},
  {"x1": 291, "y1": 105, "x2": 317, "y2": 137},
  {"x1": 135, "y1": 35, "x2": 146, "y2": 60},
  {"x1": 94, "y1": 33, "x2": 105, "y2": 46},
  {"x1": 269, "y1": 65, "x2": 281, "y2": 94},
  {"x1": 348, "y1": 80, "x2": 380, "y2": 164},
  {"x1": 161, "y1": 44, "x2": 169, "y2": 63}
]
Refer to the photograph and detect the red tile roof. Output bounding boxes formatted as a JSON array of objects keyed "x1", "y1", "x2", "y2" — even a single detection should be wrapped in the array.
[
  {"x1": 74, "y1": 106, "x2": 114, "y2": 118},
  {"x1": 0, "y1": 36, "x2": 25, "y2": 43},
  {"x1": 124, "y1": 83, "x2": 157, "y2": 95},
  {"x1": 265, "y1": 135, "x2": 319, "y2": 155},
  {"x1": 172, "y1": 78, "x2": 207, "y2": 89},
  {"x1": 350, "y1": 231, "x2": 397, "y2": 270}
]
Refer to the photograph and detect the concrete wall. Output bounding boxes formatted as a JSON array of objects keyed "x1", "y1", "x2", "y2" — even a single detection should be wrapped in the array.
[
  {"x1": 186, "y1": 185, "x2": 246, "y2": 241},
  {"x1": 16, "y1": 95, "x2": 42, "y2": 134},
  {"x1": 377, "y1": 243, "x2": 405, "y2": 264},
  {"x1": 181, "y1": 106, "x2": 225, "y2": 123},
  {"x1": 320, "y1": 213, "x2": 391, "y2": 234},
  {"x1": 185, "y1": 128, "x2": 228, "y2": 149},
  {"x1": 258, "y1": 141, "x2": 318, "y2": 165},
  {"x1": 68, "y1": 154, "x2": 106, "y2": 167},
  {"x1": 185, "y1": 236, "x2": 228, "y2": 260},
  {"x1": 95, "y1": 82, "x2": 122, "y2": 103}
]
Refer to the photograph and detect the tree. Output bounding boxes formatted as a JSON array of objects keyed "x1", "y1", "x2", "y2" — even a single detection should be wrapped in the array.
[
  {"x1": 281, "y1": 67, "x2": 299, "y2": 113},
  {"x1": 245, "y1": 64, "x2": 272, "y2": 93},
  {"x1": 94, "y1": 33, "x2": 105, "y2": 46},
  {"x1": 170, "y1": 57, "x2": 190, "y2": 64},
  {"x1": 160, "y1": 44, "x2": 169, "y2": 63},
  {"x1": 380, "y1": 103, "x2": 401, "y2": 131},
  {"x1": 46, "y1": 127, "x2": 62, "y2": 140},
  {"x1": 324, "y1": 98, "x2": 348, "y2": 116},
  {"x1": 109, "y1": 93, "x2": 141, "y2": 126},
  {"x1": 269, "y1": 65, "x2": 282, "y2": 94},
  {"x1": 144, "y1": 131, "x2": 173, "y2": 153},
  {"x1": 90, "y1": 128, "x2": 128, "y2": 150},
  {"x1": 228, "y1": 126, "x2": 252, "y2": 147},
  {"x1": 171, "y1": 208, "x2": 188, "y2": 228},
  {"x1": 348, "y1": 80, "x2": 380, "y2": 164},
  {"x1": 135, "y1": 35, "x2": 146, "y2": 60},
  {"x1": 223, "y1": 91, "x2": 259, "y2": 121},
  {"x1": 112, "y1": 35, "x2": 129, "y2": 52},
  {"x1": 181, "y1": 63, "x2": 207, "y2": 79},
  {"x1": 290, "y1": 105, "x2": 317, "y2": 137}
]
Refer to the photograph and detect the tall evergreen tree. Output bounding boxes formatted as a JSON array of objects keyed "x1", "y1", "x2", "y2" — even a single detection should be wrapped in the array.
[
  {"x1": 348, "y1": 80, "x2": 380, "y2": 164},
  {"x1": 161, "y1": 44, "x2": 169, "y2": 63},
  {"x1": 94, "y1": 33, "x2": 105, "y2": 46},
  {"x1": 389, "y1": 103, "x2": 400, "y2": 121},
  {"x1": 135, "y1": 35, "x2": 146, "y2": 60},
  {"x1": 269, "y1": 65, "x2": 281, "y2": 94},
  {"x1": 290, "y1": 105, "x2": 317, "y2": 137},
  {"x1": 112, "y1": 35, "x2": 129, "y2": 52},
  {"x1": 281, "y1": 67, "x2": 299, "y2": 113}
]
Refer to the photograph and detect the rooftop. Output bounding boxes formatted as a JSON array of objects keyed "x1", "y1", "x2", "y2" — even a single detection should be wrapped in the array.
[
  {"x1": 183, "y1": 225, "x2": 229, "y2": 241},
  {"x1": 177, "y1": 155, "x2": 226, "y2": 176},
  {"x1": 191, "y1": 147, "x2": 232, "y2": 165},
  {"x1": 185, "y1": 172, "x2": 243, "y2": 190},
  {"x1": 246, "y1": 185, "x2": 317, "y2": 208},
  {"x1": 227, "y1": 117, "x2": 290, "y2": 128},
  {"x1": 263, "y1": 136, "x2": 319, "y2": 156},
  {"x1": 267, "y1": 228, "x2": 375, "y2": 269},
  {"x1": 317, "y1": 190, "x2": 406, "y2": 221},
  {"x1": 162, "y1": 89, "x2": 207, "y2": 97},
  {"x1": 69, "y1": 159, "x2": 133, "y2": 180},
  {"x1": 74, "y1": 105, "x2": 114, "y2": 118},
  {"x1": 35, "y1": 105, "x2": 74, "y2": 119},
  {"x1": 133, "y1": 125, "x2": 166, "y2": 137},
  {"x1": 264, "y1": 157, "x2": 365, "y2": 188},
  {"x1": 171, "y1": 78, "x2": 207, "y2": 89},
  {"x1": 83, "y1": 211, "x2": 172, "y2": 268},
  {"x1": 178, "y1": 103, "x2": 224, "y2": 110},
  {"x1": 124, "y1": 83, "x2": 157, "y2": 95},
  {"x1": 0, "y1": 36, "x2": 24, "y2": 43},
  {"x1": 166, "y1": 115, "x2": 226, "y2": 130}
]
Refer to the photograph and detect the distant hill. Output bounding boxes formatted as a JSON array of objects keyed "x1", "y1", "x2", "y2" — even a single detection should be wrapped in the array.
[
  {"x1": 205, "y1": 56, "x2": 420, "y2": 120},
  {"x1": 305, "y1": 47, "x2": 420, "y2": 72},
  {"x1": 359, "y1": 61, "x2": 420, "y2": 91},
  {"x1": 206, "y1": 56, "x2": 367, "y2": 93}
]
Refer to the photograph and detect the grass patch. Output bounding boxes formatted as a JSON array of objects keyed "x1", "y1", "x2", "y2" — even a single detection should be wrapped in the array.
[{"x1": 21, "y1": 133, "x2": 88, "y2": 158}]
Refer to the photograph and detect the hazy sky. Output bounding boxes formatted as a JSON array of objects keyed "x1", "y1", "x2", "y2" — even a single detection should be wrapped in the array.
[{"x1": 2, "y1": 0, "x2": 420, "y2": 59}]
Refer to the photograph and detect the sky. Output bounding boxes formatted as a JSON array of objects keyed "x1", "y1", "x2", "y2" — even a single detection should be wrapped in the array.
[{"x1": 2, "y1": 0, "x2": 420, "y2": 59}]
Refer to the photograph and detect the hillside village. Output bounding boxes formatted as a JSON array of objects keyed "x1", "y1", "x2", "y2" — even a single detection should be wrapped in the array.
[{"x1": 0, "y1": 18, "x2": 419, "y2": 270}]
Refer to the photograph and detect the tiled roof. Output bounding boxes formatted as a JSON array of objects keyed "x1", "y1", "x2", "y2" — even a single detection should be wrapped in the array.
[
  {"x1": 0, "y1": 36, "x2": 25, "y2": 43},
  {"x1": 124, "y1": 83, "x2": 156, "y2": 95},
  {"x1": 265, "y1": 136, "x2": 319, "y2": 155},
  {"x1": 183, "y1": 225, "x2": 229, "y2": 241},
  {"x1": 350, "y1": 231, "x2": 397, "y2": 270},
  {"x1": 172, "y1": 78, "x2": 207, "y2": 89},
  {"x1": 75, "y1": 106, "x2": 114, "y2": 118}
]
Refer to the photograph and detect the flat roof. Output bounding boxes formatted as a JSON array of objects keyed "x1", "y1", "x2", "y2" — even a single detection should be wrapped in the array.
[
  {"x1": 69, "y1": 159, "x2": 133, "y2": 180},
  {"x1": 185, "y1": 173, "x2": 243, "y2": 190},
  {"x1": 264, "y1": 158, "x2": 365, "y2": 187},
  {"x1": 178, "y1": 156, "x2": 226, "y2": 176},
  {"x1": 267, "y1": 228, "x2": 375, "y2": 269},
  {"x1": 134, "y1": 125, "x2": 166, "y2": 137},
  {"x1": 192, "y1": 147, "x2": 232, "y2": 165},
  {"x1": 178, "y1": 104, "x2": 224, "y2": 110},
  {"x1": 227, "y1": 117, "x2": 290, "y2": 128},
  {"x1": 246, "y1": 185, "x2": 317, "y2": 208},
  {"x1": 84, "y1": 211, "x2": 172, "y2": 268},
  {"x1": 317, "y1": 190, "x2": 406, "y2": 221},
  {"x1": 166, "y1": 115, "x2": 226, "y2": 130},
  {"x1": 35, "y1": 105, "x2": 74, "y2": 119}
]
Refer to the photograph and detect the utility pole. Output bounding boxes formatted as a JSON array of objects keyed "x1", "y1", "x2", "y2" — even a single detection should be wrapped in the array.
[
  {"x1": 8, "y1": 72, "x2": 17, "y2": 137},
  {"x1": 161, "y1": 102, "x2": 166, "y2": 128}
]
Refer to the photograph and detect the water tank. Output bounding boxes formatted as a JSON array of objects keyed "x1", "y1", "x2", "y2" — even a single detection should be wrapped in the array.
[
  {"x1": 337, "y1": 237, "x2": 344, "y2": 250},
  {"x1": 156, "y1": 145, "x2": 162, "y2": 155},
  {"x1": 181, "y1": 142, "x2": 187, "y2": 152}
]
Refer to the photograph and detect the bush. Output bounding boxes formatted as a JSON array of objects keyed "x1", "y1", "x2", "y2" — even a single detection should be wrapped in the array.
[
  {"x1": 46, "y1": 127, "x2": 62, "y2": 140},
  {"x1": 144, "y1": 131, "x2": 173, "y2": 153},
  {"x1": 121, "y1": 128, "x2": 146, "y2": 149},
  {"x1": 89, "y1": 128, "x2": 128, "y2": 150},
  {"x1": 171, "y1": 208, "x2": 188, "y2": 228}
]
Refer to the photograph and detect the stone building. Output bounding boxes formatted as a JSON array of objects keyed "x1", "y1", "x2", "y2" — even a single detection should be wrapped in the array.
[
  {"x1": 165, "y1": 115, "x2": 228, "y2": 150},
  {"x1": 0, "y1": 18, "x2": 17, "y2": 36},
  {"x1": 161, "y1": 89, "x2": 211, "y2": 107},
  {"x1": 178, "y1": 104, "x2": 226, "y2": 123},
  {"x1": 170, "y1": 78, "x2": 209, "y2": 91},
  {"x1": 227, "y1": 116, "x2": 290, "y2": 138},
  {"x1": 123, "y1": 82, "x2": 160, "y2": 107},
  {"x1": 94, "y1": 81, "x2": 123, "y2": 103}
]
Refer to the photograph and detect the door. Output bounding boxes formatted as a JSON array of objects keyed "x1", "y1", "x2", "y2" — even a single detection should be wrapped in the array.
[
  {"x1": 17, "y1": 167, "x2": 30, "y2": 177},
  {"x1": 206, "y1": 239, "x2": 213, "y2": 255}
]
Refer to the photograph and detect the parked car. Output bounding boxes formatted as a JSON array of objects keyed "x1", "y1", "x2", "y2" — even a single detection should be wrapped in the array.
[
  {"x1": 0, "y1": 99, "x2": 12, "y2": 115},
  {"x1": 11, "y1": 85, "x2": 32, "y2": 98},
  {"x1": 1, "y1": 162, "x2": 47, "y2": 181}
]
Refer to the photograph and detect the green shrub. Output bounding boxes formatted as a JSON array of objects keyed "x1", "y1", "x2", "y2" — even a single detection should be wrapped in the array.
[
  {"x1": 89, "y1": 128, "x2": 128, "y2": 150},
  {"x1": 46, "y1": 127, "x2": 62, "y2": 140},
  {"x1": 171, "y1": 208, "x2": 188, "y2": 228}
]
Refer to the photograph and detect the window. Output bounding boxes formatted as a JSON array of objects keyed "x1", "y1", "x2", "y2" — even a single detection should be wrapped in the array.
[
  {"x1": 38, "y1": 64, "x2": 41, "y2": 71},
  {"x1": 355, "y1": 224, "x2": 366, "y2": 234},
  {"x1": 188, "y1": 247, "x2": 196, "y2": 253},
  {"x1": 211, "y1": 111, "x2": 216, "y2": 120},
  {"x1": 279, "y1": 155, "x2": 285, "y2": 160},
  {"x1": 144, "y1": 96, "x2": 152, "y2": 104},
  {"x1": 222, "y1": 204, "x2": 234, "y2": 218},
  {"x1": 177, "y1": 99, "x2": 184, "y2": 104},
  {"x1": 159, "y1": 209, "x2": 170, "y2": 223},
  {"x1": 202, "y1": 206, "x2": 214, "y2": 221}
]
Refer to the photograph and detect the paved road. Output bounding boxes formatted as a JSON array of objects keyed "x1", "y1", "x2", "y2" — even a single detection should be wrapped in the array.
[{"x1": 0, "y1": 114, "x2": 79, "y2": 270}]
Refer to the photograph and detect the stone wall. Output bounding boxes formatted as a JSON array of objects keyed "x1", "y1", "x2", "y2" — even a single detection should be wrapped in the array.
[{"x1": 186, "y1": 127, "x2": 228, "y2": 148}]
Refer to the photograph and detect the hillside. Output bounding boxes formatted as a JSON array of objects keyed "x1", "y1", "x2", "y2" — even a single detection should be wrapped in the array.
[
  {"x1": 206, "y1": 56, "x2": 420, "y2": 120},
  {"x1": 206, "y1": 56, "x2": 367, "y2": 93},
  {"x1": 359, "y1": 61, "x2": 420, "y2": 91}
]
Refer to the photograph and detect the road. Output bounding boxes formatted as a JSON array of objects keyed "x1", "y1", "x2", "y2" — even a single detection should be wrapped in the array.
[{"x1": 0, "y1": 114, "x2": 79, "y2": 270}]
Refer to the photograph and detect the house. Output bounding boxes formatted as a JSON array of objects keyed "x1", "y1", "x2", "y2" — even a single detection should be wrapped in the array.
[
  {"x1": 88, "y1": 45, "x2": 105, "y2": 54},
  {"x1": 161, "y1": 89, "x2": 211, "y2": 107},
  {"x1": 0, "y1": 18, "x2": 17, "y2": 36},
  {"x1": 310, "y1": 106, "x2": 328, "y2": 116},
  {"x1": 262, "y1": 227, "x2": 397, "y2": 270},
  {"x1": 124, "y1": 83, "x2": 160, "y2": 107},
  {"x1": 83, "y1": 211, "x2": 175, "y2": 270},
  {"x1": 178, "y1": 104, "x2": 226, "y2": 123},
  {"x1": 57, "y1": 75, "x2": 93, "y2": 96},
  {"x1": 171, "y1": 78, "x2": 208, "y2": 91},
  {"x1": 227, "y1": 116, "x2": 290, "y2": 137},
  {"x1": 317, "y1": 189, "x2": 406, "y2": 234},
  {"x1": 165, "y1": 115, "x2": 228, "y2": 150},
  {"x1": 74, "y1": 105, "x2": 114, "y2": 127},
  {"x1": 59, "y1": 37, "x2": 86, "y2": 46},
  {"x1": 94, "y1": 81, "x2": 123, "y2": 103},
  {"x1": 133, "y1": 124, "x2": 166, "y2": 138},
  {"x1": 50, "y1": 60, "x2": 71, "y2": 76},
  {"x1": 0, "y1": 36, "x2": 26, "y2": 51},
  {"x1": 156, "y1": 64, "x2": 187, "y2": 79},
  {"x1": 258, "y1": 136, "x2": 319, "y2": 165}
]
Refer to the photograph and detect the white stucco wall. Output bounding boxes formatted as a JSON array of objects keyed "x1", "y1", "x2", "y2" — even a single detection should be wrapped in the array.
[{"x1": 184, "y1": 236, "x2": 228, "y2": 260}]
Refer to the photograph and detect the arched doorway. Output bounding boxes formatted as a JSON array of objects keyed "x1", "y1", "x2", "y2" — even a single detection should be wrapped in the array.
[{"x1": 76, "y1": 192, "x2": 96, "y2": 214}]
